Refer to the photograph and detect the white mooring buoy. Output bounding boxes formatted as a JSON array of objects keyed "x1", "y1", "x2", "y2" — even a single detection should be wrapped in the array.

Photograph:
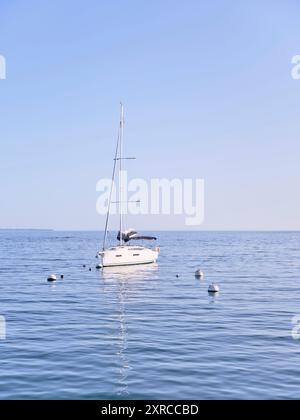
[
  {"x1": 208, "y1": 284, "x2": 220, "y2": 294},
  {"x1": 195, "y1": 269, "x2": 204, "y2": 279},
  {"x1": 47, "y1": 274, "x2": 57, "y2": 283}
]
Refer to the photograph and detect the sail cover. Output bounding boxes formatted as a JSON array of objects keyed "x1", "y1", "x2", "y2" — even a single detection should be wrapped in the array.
[{"x1": 117, "y1": 229, "x2": 157, "y2": 243}]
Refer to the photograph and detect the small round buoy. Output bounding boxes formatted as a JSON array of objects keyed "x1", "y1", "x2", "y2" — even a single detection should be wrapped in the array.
[
  {"x1": 89, "y1": 268, "x2": 92, "y2": 272},
  {"x1": 208, "y1": 284, "x2": 220, "y2": 294},
  {"x1": 47, "y1": 275, "x2": 57, "y2": 283},
  {"x1": 195, "y1": 270, "x2": 204, "y2": 279},
  {"x1": 176, "y1": 274, "x2": 180, "y2": 278},
  {"x1": 83, "y1": 265, "x2": 86, "y2": 268},
  {"x1": 60, "y1": 275, "x2": 64, "y2": 280}
]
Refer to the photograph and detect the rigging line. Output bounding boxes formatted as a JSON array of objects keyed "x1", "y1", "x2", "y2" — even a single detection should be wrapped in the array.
[
  {"x1": 102, "y1": 126, "x2": 121, "y2": 251},
  {"x1": 114, "y1": 157, "x2": 136, "y2": 161},
  {"x1": 112, "y1": 200, "x2": 140, "y2": 204}
]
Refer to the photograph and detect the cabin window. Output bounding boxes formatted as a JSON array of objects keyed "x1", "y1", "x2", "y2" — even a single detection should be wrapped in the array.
[
  {"x1": 133, "y1": 254, "x2": 140, "y2": 257},
  {"x1": 116, "y1": 255, "x2": 122, "y2": 258}
]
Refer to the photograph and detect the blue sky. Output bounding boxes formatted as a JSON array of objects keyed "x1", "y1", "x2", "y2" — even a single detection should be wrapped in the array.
[{"x1": 0, "y1": 0, "x2": 300, "y2": 230}]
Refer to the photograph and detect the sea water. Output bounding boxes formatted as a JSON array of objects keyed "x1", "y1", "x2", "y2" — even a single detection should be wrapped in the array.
[{"x1": 0, "y1": 230, "x2": 300, "y2": 400}]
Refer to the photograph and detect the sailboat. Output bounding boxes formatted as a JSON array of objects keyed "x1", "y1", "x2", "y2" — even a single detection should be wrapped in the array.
[{"x1": 97, "y1": 104, "x2": 160, "y2": 268}]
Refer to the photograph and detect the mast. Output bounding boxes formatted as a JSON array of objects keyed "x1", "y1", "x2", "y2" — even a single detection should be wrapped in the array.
[{"x1": 119, "y1": 103, "x2": 124, "y2": 246}]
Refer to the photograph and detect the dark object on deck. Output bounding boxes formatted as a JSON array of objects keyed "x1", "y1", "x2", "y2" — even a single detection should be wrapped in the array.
[{"x1": 117, "y1": 229, "x2": 157, "y2": 243}]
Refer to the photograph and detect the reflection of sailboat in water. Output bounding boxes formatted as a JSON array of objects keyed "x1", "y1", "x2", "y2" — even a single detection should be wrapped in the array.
[
  {"x1": 102, "y1": 263, "x2": 159, "y2": 282},
  {"x1": 116, "y1": 279, "x2": 130, "y2": 397},
  {"x1": 100, "y1": 264, "x2": 159, "y2": 396}
]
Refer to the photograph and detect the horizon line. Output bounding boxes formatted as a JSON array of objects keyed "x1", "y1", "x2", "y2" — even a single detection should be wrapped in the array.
[{"x1": 1, "y1": 228, "x2": 300, "y2": 233}]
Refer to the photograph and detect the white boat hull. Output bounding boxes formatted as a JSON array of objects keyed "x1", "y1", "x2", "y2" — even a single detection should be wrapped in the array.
[{"x1": 99, "y1": 246, "x2": 160, "y2": 268}]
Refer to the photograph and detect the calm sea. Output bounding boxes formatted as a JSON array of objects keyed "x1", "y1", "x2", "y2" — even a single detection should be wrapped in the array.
[{"x1": 1, "y1": 230, "x2": 300, "y2": 400}]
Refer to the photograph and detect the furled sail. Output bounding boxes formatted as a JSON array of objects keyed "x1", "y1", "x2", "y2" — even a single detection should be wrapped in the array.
[{"x1": 117, "y1": 229, "x2": 157, "y2": 243}]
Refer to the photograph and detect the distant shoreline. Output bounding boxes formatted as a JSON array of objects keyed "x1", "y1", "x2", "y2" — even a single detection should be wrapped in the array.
[{"x1": 0, "y1": 229, "x2": 54, "y2": 232}]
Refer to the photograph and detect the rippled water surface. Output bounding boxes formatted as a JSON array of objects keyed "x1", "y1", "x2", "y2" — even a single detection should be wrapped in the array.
[{"x1": 1, "y1": 230, "x2": 300, "y2": 399}]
